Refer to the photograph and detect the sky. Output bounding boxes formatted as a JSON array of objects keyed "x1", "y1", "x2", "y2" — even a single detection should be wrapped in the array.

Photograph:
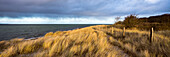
[{"x1": 0, "y1": 0, "x2": 169, "y2": 24}]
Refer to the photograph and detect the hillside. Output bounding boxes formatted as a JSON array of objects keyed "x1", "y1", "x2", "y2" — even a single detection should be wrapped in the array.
[
  {"x1": 139, "y1": 14, "x2": 170, "y2": 23},
  {"x1": 114, "y1": 14, "x2": 170, "y2": 30},
  {"x1": 0, "y1": 25, "x2": 170, "y2": 57},
  {"x1": 138, "y1": 14, "x2": 170, "y2": 30}
]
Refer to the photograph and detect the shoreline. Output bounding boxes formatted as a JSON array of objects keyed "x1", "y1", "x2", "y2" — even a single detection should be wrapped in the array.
[
  {"x1": 23, "y1": 27, "x2": 91, "y2": 40},
  {"x1": 23, "y1": 25, "x2": 107, "y2": 40},
  {"x1": 0, "y1": 24, "x2": 98, "y2": 41}
]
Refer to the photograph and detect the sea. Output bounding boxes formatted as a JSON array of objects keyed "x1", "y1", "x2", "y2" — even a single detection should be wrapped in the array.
[{"x1": 0, "y1": 24, "x2": 99, "y2": 41}]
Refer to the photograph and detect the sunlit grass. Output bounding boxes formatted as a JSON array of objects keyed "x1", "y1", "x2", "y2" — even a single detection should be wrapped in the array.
[{"x1": 0, "y1": 25, "x2": 169, "y2": 57}]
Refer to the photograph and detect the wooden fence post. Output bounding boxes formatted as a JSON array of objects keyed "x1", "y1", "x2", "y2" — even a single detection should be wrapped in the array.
[
  {"x1": 106, "y1": 26, "x2": 107, "y2": 30},
  {"x1": 123, "y1": 27, "x2": 125, "y2": 37},
  {"x1": 112, "y1": 27, "x2": 114, "y2": 34},
  {"x1": 150, "y1": 27, "x2": 153, "y2": 43}
]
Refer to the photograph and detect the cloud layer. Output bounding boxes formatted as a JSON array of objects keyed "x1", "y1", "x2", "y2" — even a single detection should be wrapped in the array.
[
  {"x1": 0, "y1": 0, "x2": 169, "y2": 24},
  {"x1": 0, "y1": 0, "x2": 169, "y2": 16},
  {"x1": 0, "y1": 17, "x2": 117, "y2": 24}
]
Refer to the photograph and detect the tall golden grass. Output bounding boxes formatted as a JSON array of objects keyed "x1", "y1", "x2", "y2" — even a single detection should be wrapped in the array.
[{"x1": 0, "y1": 25, "x2": 169, "y2": 57}]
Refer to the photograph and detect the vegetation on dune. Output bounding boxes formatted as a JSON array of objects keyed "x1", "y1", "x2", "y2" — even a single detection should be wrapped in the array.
[
  {"x1": 114, "y1": 14, "x2": 170, "y2": 30},
  {"x1": 0, "y1": 25, "x2": 169, "y2": 57}
]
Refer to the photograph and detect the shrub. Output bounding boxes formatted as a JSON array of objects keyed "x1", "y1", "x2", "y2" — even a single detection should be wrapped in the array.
[{"x1": 123, "y1": 15, "x2": 139, "y2": 28}]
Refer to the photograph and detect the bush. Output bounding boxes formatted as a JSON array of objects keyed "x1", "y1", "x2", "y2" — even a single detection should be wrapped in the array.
[{"x1": 123, "y1": 15, "x2": 139, "y2": 28}]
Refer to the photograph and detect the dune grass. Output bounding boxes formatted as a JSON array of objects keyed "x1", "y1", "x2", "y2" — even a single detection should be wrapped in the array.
[{"x1": 0, "y1": 25, "x2": 169, "y2": 57}]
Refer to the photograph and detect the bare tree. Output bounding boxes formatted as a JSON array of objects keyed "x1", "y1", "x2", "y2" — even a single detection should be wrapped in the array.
[{"x1": 115, "y1": 16, "x2": 121, "y2": 22}]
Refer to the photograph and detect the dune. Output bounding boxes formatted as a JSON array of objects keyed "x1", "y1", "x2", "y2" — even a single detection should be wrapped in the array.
[{"x1": 0, "y1": 25, "x2": 169, "y2": 57}]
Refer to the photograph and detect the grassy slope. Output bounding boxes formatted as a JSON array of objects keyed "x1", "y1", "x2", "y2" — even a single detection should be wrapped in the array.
[{"x1": 0, "y1": 25, "x2": 170, "y2": 57}]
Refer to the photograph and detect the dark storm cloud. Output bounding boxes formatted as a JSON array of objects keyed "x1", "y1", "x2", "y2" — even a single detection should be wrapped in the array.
[{"x1": 0, "y1": 0, "x2": 169, "y2": 17}]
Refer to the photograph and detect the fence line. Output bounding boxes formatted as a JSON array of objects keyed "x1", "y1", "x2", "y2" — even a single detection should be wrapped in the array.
[{"x1": 120, "y1": 27, "x2": 153, "y2": 42}]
